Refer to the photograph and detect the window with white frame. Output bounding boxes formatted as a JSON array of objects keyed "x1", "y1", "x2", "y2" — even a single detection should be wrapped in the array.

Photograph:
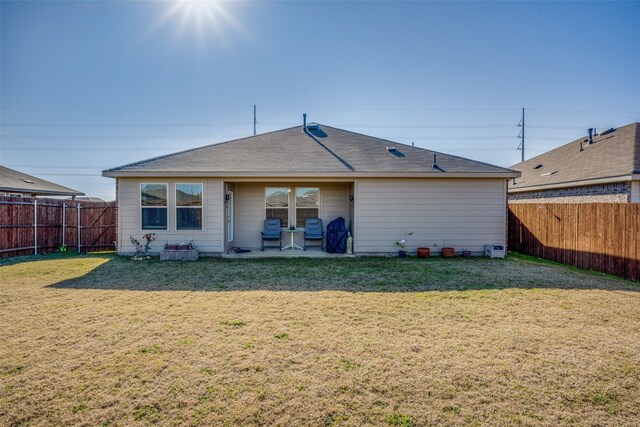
[
  {"x1": 295, "y1": 187, "x2": 319, "y2": 227},
  {"x1": 265, "y1": 187, "x2": 289, "y2": 227},
  {"x1": 141, "y1": 183, "x2": 168, "y2": 230},
  {"x1": 176, "y1": 183, "x2": 203, "y2": 230}
]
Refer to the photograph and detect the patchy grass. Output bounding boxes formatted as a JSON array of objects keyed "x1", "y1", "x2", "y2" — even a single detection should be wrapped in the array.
[
  {"x1": 385, "y1": 413, "x2": 415, "y2": 426},
  {"x1": 0, "y1": 254, "x2": 639, "y2": 426}
]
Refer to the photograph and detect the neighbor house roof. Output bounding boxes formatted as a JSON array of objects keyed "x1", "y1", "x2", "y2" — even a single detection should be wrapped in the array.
[
  {"x1": 103, "y1": 125, "x2": 519, "y2": 178},
  {"x1": 67, "y1": 196, "x2": 106, "y2": 203},
  {"x1": 0, "y1": 166, "x2": 85, "y2": 197},
  {"x1": 508, "y1": 122, "x2": 640, "y2": 192}
]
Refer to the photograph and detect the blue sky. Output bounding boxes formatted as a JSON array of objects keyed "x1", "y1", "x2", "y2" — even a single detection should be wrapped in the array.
[{"x1": 1, "y1": 0, "x2": 639, "y2": 201}]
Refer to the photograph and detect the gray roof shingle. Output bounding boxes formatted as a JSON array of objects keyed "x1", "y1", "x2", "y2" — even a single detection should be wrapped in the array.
[
  {"x1": 103, "y1": 125, "x2": 517, "y2": 177},
  {"x1": 0, "y1": 166, "x2": 84, "y2": 196},
  {"x1": 509, "y1": 122, "x2": 639, "y2": 191}
]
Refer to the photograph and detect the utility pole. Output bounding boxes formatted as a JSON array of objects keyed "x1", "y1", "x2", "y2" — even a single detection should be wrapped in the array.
[
  {"x1": 517, "y1": 107, "x2": 525, "y2": 162},
  {"x1": 253, "y1": 104, "x2": 257, "y2": 136}
]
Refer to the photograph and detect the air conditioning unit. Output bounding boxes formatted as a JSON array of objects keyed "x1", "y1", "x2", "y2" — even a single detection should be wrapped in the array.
[{"x1": 485, "y1": 244, "x2": 506, "y2": 259}]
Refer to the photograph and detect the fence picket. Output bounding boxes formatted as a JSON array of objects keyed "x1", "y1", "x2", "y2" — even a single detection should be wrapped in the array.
[
  {"x1": 509, "y1": 203, "x2": 640, "y2": 281},
  {"x1": 0, "y1": 196, "x2": 116, "y2": 258}
]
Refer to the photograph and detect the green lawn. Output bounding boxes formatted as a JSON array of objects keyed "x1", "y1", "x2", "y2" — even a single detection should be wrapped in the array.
[{"x1": 1, "y1": 254, "x2": 639, "y2": 426}]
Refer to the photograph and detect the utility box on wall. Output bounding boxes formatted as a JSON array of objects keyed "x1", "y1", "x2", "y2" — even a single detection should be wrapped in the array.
[{"x1": 485, "y1": 244, "x2": 506, "y2": 259}]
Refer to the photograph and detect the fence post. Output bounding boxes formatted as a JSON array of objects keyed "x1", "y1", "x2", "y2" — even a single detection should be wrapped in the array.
[
  {"x1": 34, "y1": 199, "x2": 38, "y2": 255},
  {"x1": 62, "y1": 203, "x2": 66, "y2": 247},
  {"x1": 77, "y1": 204, "x2": 81, "y2": 253}
]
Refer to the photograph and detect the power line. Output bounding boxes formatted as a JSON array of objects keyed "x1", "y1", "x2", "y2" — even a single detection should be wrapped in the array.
[
  {"x1": 0, "y1": 122, "x2": 247, "y2": 128},
  {"x1": 0, "y1": 105, "x2": 252, "y2": 111},
  {"x1": 14, "y1": 173, "x2": 103, "y2": 176},
  {"x1": 1, "y1": 135, "x2": 234, "y2": 140},
  {"x1": 0, "y1": 134, "x2": 568, "y2": 141},
  {"x1": 4, "y1": 164, "x2": 111, "y2": 169},
  {"x1": 1, "y1": 122, "x2": 578, "y2": 129},
  {"x1": 0, "y1": 146, "x2": 542, "y2": 152},
  {"x1": 2, "y1": 103, "x2": 638, "y2": 114}
]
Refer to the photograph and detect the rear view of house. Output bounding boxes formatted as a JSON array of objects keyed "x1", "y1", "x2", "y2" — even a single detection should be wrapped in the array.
[
  {"x1": 509, "y1": 122, "x2": 640, "y2": 203},
  {"x1": 103, "y1": 121, "x2": 519, "y2": 256}
]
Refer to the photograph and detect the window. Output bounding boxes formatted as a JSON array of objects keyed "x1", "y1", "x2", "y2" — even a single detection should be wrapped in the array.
[
  {"x1": 265, "y1": 187, "x2": 288, "y2": 228},
  {"x1": 176, "y1": 183, "x2": 203, "y2": 230},
  {"x1": 296, "y1": 187, "x2": 319, "y2": 228},
  {"x1": 141, "y1": 183, "x2": 168, "y2": 230}
]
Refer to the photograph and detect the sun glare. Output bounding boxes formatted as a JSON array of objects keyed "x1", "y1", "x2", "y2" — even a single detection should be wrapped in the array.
[{"x1": 143, "y1": 0, "x2": 254, "y2": 48}]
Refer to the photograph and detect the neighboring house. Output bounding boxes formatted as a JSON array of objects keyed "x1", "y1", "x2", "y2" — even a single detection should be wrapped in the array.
[
  {"x1": 0, "y1": 166, "x2": 84, "y2": 198},
  {"x1": 66, "y1": 196, "x2": 107, "y2": 203},
  {"x1": 509, "y1": 122, "x2": 640, "y2": 203},
  {"x1": 103, "y1": 122, "x2": 520, "y2": 255}
]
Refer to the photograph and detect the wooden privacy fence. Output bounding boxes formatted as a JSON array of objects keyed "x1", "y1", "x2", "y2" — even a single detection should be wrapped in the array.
[
  {"x1": 508, "y1": 203, "x2": 639, "y2": 281},
  {"x1": 0, "y1": 196, "x2": 116, "y2": 258}
]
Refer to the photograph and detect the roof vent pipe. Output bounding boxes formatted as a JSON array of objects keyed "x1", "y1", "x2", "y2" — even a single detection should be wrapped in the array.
[
  {"x1": 432, "y1": 153, "x2": 438, "y2": 168},
  {"x1": 587, "y1": 128, "x2": 594, "y2": 145},
  {"x1": 303, "y1": 113, "x2": 307, "y2": 131}
]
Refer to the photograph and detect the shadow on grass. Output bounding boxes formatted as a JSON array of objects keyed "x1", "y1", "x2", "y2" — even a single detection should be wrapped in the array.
[{"x1": 38, "y1": 254, "x2": 640, "y2": 293}]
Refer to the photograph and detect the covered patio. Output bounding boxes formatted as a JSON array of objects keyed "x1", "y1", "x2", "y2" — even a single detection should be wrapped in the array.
[{"x1": 223, "y1": 180, "x2": 354, "y2": 255}]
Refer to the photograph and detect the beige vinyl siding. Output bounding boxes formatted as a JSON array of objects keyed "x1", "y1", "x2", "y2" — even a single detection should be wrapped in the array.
[
  {"x1": 320, "y1": 183, "x2": 350, "y2": 229},
  {"x1": 234, "y1": 183, "x2": 264, "y2": 249},
  {"x1": 233, "y1": 182, "x2": 350, "y2": 250},
  {"x1": 632, "y1": 180, "x2": 639, "y2": 203},
  {"x1": 117, "y1": 177, "x2": 224, "y2": 254},
  {"x1": 354, "y1": 178, "x2": 506, "y2": 254}
]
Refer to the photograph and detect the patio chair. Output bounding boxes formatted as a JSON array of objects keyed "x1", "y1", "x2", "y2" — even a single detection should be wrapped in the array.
[
  {"x1": 261, "y1": 219, "x2": 282, "y2": 251},
  {"x1": 303, "y1": 218, "x2": 324, "y2": 251}
]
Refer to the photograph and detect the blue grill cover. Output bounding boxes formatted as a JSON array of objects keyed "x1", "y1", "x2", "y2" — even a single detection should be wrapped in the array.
[{"x1": 326, "y1": 217, "x2": 348, "y2": 254}]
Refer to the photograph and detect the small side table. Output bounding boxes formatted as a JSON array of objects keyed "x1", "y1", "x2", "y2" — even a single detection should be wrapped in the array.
[{"x1": 281, "y1": 228, "x2": 304, "y2": 251}]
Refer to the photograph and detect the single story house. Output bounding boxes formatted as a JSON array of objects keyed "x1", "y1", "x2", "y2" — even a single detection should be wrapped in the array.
[
  {"x1": 103, "y1": 121, "x2": 520, "y2": 256},
  {"x1": 508, "y1": 122, "x2": 640, "y2": 203},
  {"x1": 0, "y1": 166, "x2": 85, "y2": 198}
]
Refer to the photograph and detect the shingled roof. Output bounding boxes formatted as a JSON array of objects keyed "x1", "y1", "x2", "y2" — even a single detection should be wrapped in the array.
[
  {"x1": 509, "y1": 122, "x2": 640, "y2": 192},
  {"x1": 0, "y1": 166, "x2": 84, "y2": 197},
  {"x1": 103, "y1": 125, "x2": 518, "y2": 178}
]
